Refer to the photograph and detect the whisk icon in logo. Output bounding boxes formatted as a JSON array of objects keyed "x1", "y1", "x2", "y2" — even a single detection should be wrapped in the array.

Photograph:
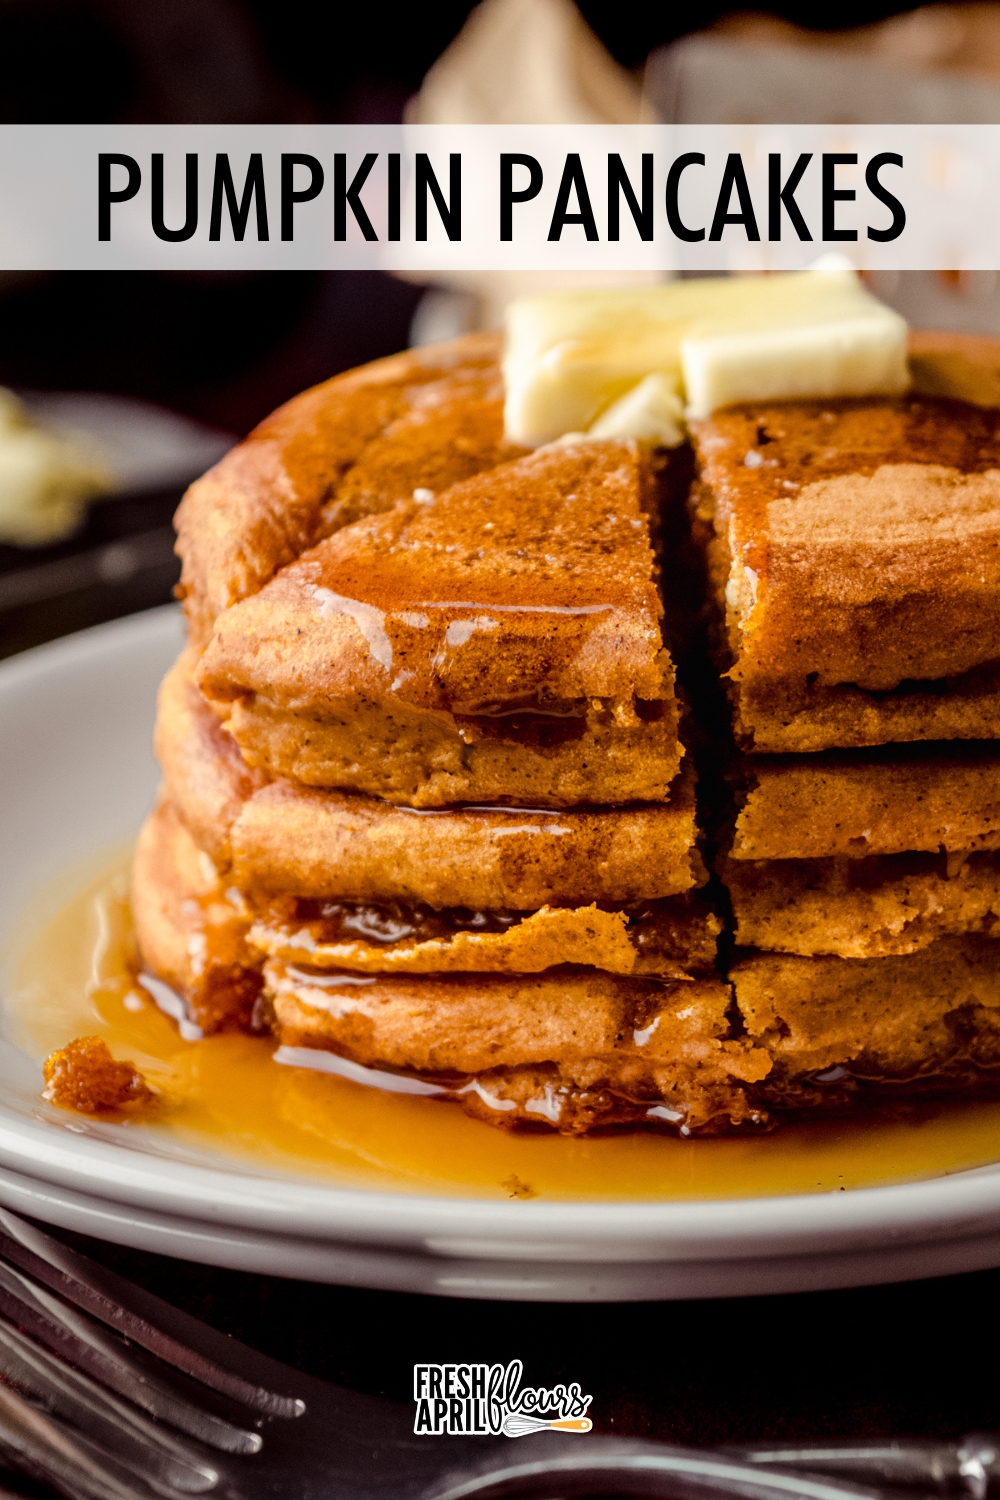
[{"x1": 413, "y1": 1359, "x2": 593, "y2": 1437}]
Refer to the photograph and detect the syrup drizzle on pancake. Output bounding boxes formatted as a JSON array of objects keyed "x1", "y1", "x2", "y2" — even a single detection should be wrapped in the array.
[{"x1": 9, "y1": 849, "x2": 1000, "y2": 1202}]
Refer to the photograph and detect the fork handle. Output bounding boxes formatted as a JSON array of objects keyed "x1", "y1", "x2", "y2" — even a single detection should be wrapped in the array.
[
  {"x1": 426, "y1": 1438, "x2": 891, "y2": 1500},
  {"x1": 725, "y1": 1435, "x2": 1000, "y2": 1498}
]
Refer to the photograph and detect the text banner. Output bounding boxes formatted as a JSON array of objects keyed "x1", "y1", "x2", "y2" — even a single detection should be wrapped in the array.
[{"x1": 0, "y1": 124, "x2": 997, "y2": 271}]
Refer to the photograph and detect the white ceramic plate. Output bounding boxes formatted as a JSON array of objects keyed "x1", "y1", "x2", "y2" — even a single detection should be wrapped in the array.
[{"x1": 3, "y1": 607, "x2": 1000, "y2": 1301}]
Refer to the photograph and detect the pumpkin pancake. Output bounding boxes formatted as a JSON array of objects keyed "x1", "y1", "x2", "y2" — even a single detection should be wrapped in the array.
[
  {"x1": 731, "y1": 938, "x2": 1000, "y2": 1107},
  {"x1": 729, "y1": 743, "x2": 1000, "y2": 862},
  {"x1": 266, "y1": 959, "x2": 760, "y2": 1135},
  {"x1": 175, "y1": 333, "x2": 526, "y2": 647},
  {"x1": 132, "y1": 801, "x2": 260, "y2": 1035},
  {"x1": 722, "y1": 850, "x2": 1000, "y2": 958},
  {"x1": 692, "y1": 338, "x2": 1000, "y2": 750},
  {"x1": 155, "y1": 652, "x2": 703, "y2": 907},
  {"x1": 134, "y1": 793, "x2": 717, "y2": 1006},
  {"x1": 125, "y1": 327, "x2": 1000, "y2": 1138},
  {"x1": 197, "y1": 439, "x2": 682, "y2": 808},
  {"x1": 265, "y1": 936, "x2": 1000, "y2": 1133},
  {"x1": 248, "y1": 889, "x2": 720, "y2": 980}
]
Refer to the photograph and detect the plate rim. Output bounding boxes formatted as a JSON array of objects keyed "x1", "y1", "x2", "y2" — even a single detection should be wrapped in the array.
[
  {"x1": 1, "y1": 1157, "x2": 999, "y2": 1301},
  {"x1": 1, "y1": 1103, "x2": 1000, "y2": 1259}
]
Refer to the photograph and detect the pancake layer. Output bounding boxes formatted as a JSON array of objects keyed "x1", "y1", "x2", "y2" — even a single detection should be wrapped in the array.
[
  {"x1": 266, "y1": 960, "x2": 759, "y2": 1134},
  {"x1": 729, "y1": 743, "x2": 1000, "y2": 861},
  {"x1": 132, "y1": 801, "x2": 259, "y2": 1034},
  {"x1": 176, "y1": 334, "x2": 526, "y2": 647},
  {"x1": 268, "y1": 936, "x2": 1000, "y2": 1132},
  {"x1": 733, "y1": 938, "x2": 1000, "y2": 1094},
  {"x1": 197, "y1": 440, "x2": 682, "y2": 807},
  {"x1": 158, "y1": 653, "x2": 703, "y2": 907},
  {"x1": 723, "y1": 851, "x2": 1000, "y2": 958},
  {"x1": 692, "y1": 351, "x2": 1000, "y2": 751},
  {"x1": 135, "y1": 795, "x2": 716, "y2": 1016},
  {"x1": 250, "y1": 891, "x2": 720, "y2": 979},
  {"x1": 135, "y1": 789, "x2": 1000, "y2": 1129}
]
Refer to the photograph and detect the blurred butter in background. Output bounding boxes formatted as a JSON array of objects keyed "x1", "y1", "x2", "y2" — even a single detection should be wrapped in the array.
[
  {"x1": 0, "y1": 390, "x2": 111, "y2": 546},
  {"x1": 0, "y1": 389, "x2": 233, "y2": 550}
]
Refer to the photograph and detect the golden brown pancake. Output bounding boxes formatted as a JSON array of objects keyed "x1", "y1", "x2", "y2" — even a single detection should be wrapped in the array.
[
  {"x1": 220, "y1": 689, "x2": 681, "y2": 810},
  {"x1": 197, "y1": 439, "x2": 681, "y2": 807},
  {"x1": 156, "y1": 651, "x2": 703, "y2": 907},
  {"x1": 732, "y1": 937, "x2": 1000, "y2": 1093},
  {"x1": 125, "y1": 329, "x2": 1000, "y2": 1137},
  {"x1": 154, "y1": 650, "x2": 266, "y2": 868},
  {"x1": 131, "y1": 807, "x2": 1000, "y2": 1126},
  {"x1": 729, "y1": 744, "x2": 1000, "y2": 861},
  {"x1": 728, "y1": 663, "x2": 1000, "y2": 754},
  {"x1": 175, "y1": 333, "x2": 525, "y2": 647},
  {"x1": 132, "y1": 801, "x2": 259, "y2": 1034},
  {"x1": 249, "y1": 890, "x2": 719, "y2": 980},
  {"x1": 692, "y1": 346, "x2": 1000, "y2": 750},
  {"x1": 267, "y1": 960, "x2": 762, "y2": 1134},
  {"x1": 135, "y1": 794, "x2": 717, "y2": 1003},
  {"x1": 231, "y1": 778, "x2": 703, "y2": 908},
  {"x1": 268, "y1": 935, "x2": 1000, "y2": 1132},
  {"x1": 723, "y1": 851, "x2": 1000, "y2": 958}
]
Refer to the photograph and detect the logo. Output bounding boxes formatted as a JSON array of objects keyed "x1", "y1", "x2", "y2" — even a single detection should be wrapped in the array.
[{"x1": 413, "y1": 1359, "x2": 592, "y2": 1437}]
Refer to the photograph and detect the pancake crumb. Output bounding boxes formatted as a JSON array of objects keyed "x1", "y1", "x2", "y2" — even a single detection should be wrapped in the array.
[
  {"x1": 43, "y1": 1036, "x2": 155, "y2": 1116},
  {"x1": 501, "y1": 1174, "x2": 537, "y2": 1199}
]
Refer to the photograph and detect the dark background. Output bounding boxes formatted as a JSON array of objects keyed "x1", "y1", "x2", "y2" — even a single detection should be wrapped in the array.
[{"x1": 0, "y1": 0, "x2": 917, "y2": 437}]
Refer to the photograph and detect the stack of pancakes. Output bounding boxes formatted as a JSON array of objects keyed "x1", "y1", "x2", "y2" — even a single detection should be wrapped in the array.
[
  {"x1": 135, "y1": 334, "x2": 762, "y2": 1135},
  {"x1": 132, "y1": 328, "x2": 1000, "y2": 1134},
  {"x1": 692, "y1": 336, "x2": 1000, "y2": 1113}
]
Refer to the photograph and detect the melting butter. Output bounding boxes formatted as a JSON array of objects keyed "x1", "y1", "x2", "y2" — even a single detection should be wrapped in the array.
[
  {"x1": 588, "y1": 373, "x2": 685, "y2": 445},
  {"x1": 503, "y1": 270, "x2": 909, "y2": 443}
]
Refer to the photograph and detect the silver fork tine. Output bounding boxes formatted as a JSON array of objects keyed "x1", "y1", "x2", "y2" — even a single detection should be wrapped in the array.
[
  {"x1": 0, "y1": 1211, "x2": 304, "y2": 1420},
  {"x1": 0, "y1": 1378, "x2": 150, "y2": 1500},
  {"x1": 0, "y1": 1314, "x2": 220, "y2": 1495},
  {"x1": 0, "y1": 1257, "x2": 262, "y2": 1454}
]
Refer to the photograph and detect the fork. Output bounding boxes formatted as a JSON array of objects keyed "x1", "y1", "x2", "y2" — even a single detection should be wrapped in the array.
[{"x1": 0, "y1": 1204, "x2": 991, "y2": 1500}]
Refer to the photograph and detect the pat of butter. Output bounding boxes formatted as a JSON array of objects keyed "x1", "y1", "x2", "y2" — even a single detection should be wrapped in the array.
[
  {"x1": 681, "y1": 305, "x2": 908, "y2": 420},
  {"x1": 504, "y1": 281, "x2": 713, "y2": 446},
  {"x1": 587, "y1": 373, "x2": 685, "y2": 446},
  {"x1": 0, "y1": 389, "x2": 111, "y2": 546},
  {"x1": 503, "y1": 271, "x2": 909, "y2": 444}
]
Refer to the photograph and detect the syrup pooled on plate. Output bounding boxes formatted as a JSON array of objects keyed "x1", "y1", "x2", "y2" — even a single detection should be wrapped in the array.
[{"x1": 7, "y1": 849, "x2": 1000, "y2": 1202}]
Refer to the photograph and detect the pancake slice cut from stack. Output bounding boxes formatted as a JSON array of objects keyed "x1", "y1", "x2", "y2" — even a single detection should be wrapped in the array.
[
  {"x1": 133, "y1": 345, "x2": 749, "y2": 1134},
  {"x1": 721, "y1": 744, "x2": 1000, "y2": 959},
  {"x1": 196, "y1": 437, "x2": 683, "y2": 808}
]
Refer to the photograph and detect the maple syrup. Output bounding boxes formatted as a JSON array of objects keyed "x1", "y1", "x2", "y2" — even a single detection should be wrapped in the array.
[{"x1": 6, "y1": 848, "x2": 1000, "y2": 1202}]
